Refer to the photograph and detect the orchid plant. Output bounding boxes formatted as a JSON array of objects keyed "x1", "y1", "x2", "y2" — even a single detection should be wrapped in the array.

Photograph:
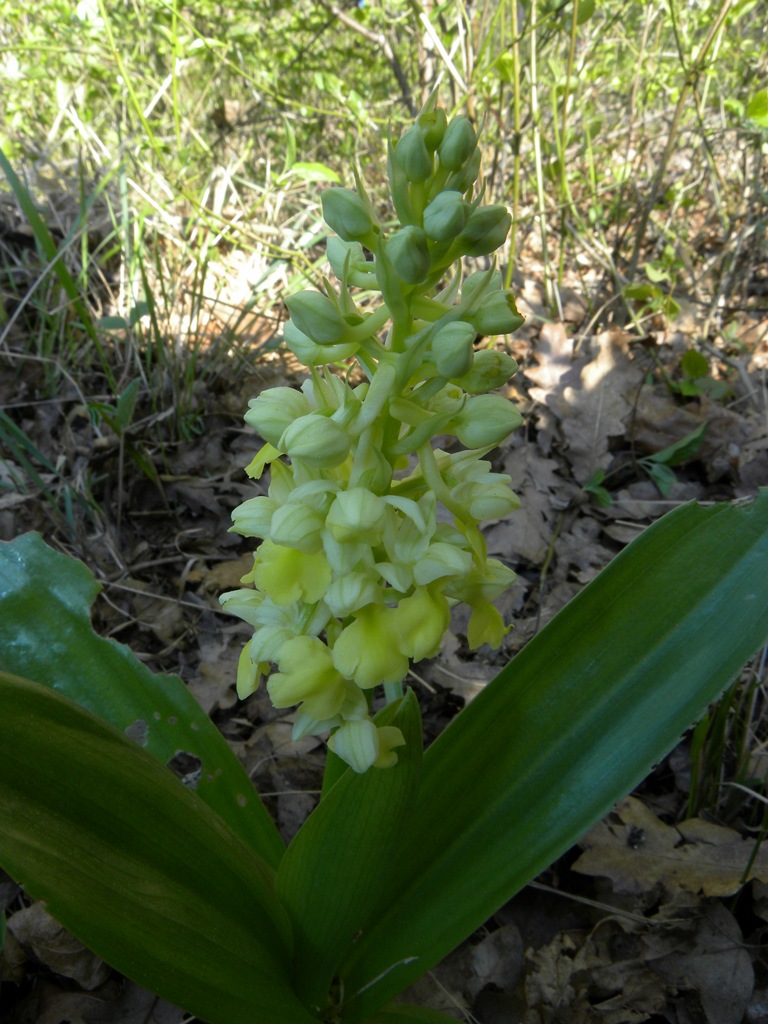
[
  {"x1": 221, "y1": 96, "x2": 525, "y2": 774},
  {"x1": 1, "y1": 99, "x2": 768, "y2": 1024}
]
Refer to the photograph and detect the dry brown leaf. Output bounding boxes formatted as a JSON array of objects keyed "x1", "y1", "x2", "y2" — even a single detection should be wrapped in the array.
[
  {"x1": 650, "y1": 901, "x2": 753, "y2": 1024},
  {"x1": 401, "y1": 924, "x2": 523, "y2": 1018},
  {"x1": 573, "y1": 796, "x2": 768, "y2": 897},
  {"x1": 524, "y1": 895, "x2": 753, "y2": 1024},
  {"x1": 528, "y1": 328, "x2": 644, "y2": 484},
  {"x1": 7, "y1": 902, "x2": 110, "y2": 990},
  {"x1": 557, "y1": 331, "x2": 644, "y2": 484}
]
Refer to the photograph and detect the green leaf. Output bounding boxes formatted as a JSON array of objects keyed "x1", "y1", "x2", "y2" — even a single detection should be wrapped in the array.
[
  {"x1": 644, "y1": 260, "x2": 670, "y2": 283},
  {"x1": 643, "y1": 421, "x2": 708, "y2": 468},
  {"x1": 0, "y1": 533, "x2": 285, "y2": 868},
  {"x1": 115, "y1": 378, "x2": 140, "y2": 433},
  {"x1": 280, "y1": 161, "x2": 341, "y2": 184},
  {"x1": 277, "y1": 693, "x2": 422, "y2": 1011},
  {"x1": 0, "y1": 672, "x2": 317, "y2": 1024},
  {"x1": 681, "y1": 349, "x2": 709, "y2": 381},
  {"x1": 641, "y1": 459, "x2": 677, "y2": 496},
  {"x1": 337, "y1": 493, "x2": 768, "y2": 1022},
  {"x1": 746, "y1": 89, "x2": 768, "y2": 127},
  {"x1": 583, "y1": 469, "x2": 612, "y2": 507},
  {"x1": 576, "y1": 0, "x2": 596, "y2": 24}
]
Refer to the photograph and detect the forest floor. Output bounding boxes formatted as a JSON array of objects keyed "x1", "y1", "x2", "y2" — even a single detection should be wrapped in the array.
[{"x1": 1, "y1": 220, "x2": 768, "y2": 1024}]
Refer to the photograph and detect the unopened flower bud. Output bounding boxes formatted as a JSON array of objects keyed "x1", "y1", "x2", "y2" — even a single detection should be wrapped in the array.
[
  {"x1": 467, "y1": 290, "x2": 524, "y2": 336},
  {"x1": 413, "y1": 542, "x2": 474, "y2": 585},
  {"x1": 453, "y1": 349, "x2": 519, "y2": 393},
  {"x1": 280, "y1": 413, "x2": 351, "y2": 468},
  {"x1": 438, "y1": 116, "x2": 477, "y2": 171},
  {"x1": 451, "y1": 477, "x2": 521, "y2": 521},
  {"x1": 325, "y1": 571, "x2": 382, "y2": 617},
  {"x1": 230, "y1": 495, "x2": 278, "y2": 538},
  {"x1": 456, "y1": 205, "x2": 512, "y2": 257},
  {"x1": 433, "y1": 321, "x2": 476, "y2": 378},
  {"x1": 448, "y1": 394, "x2": 522, "y2": 448},
  {"x1": 349, "y1": 438, "x2": 393, "y2": 493},
  {"x1": 285, "y1": 290, "x2": 348, "y2": 345},
  {"x1": 385, "y1": 225, "x2": 431, "y2": 285},
  {"x1": 270, "y1": 502, "x2": 325, "y2": 553},
  {"x1": 245, "y1": 387, "x2": 311, "y2": 447},
  {"x1": 326, "y1": 236, "x2": 372, "y2": 286},
  {"x1": 418, "y1": 106, "x2": 448, "y2": 151},
  {"x1": 326, "y1": 487, "x2": 387, "y2": 544},
  {"x1": 423, "y1": 190, "x2": 470, "y2": 241},
  {"x1": 394, "y1": 125, "x2": 433, "y2": 183},
  {"x1": 284, "y1": 322, "x2": 360, "y2": 366},
  {"x1": 321, "y1": 187, "x2": 378, "y2": 242},
  {"x1": 328, "y1": 719, "x2": 405, "y2": 773},
  {"x1": 446, "y1": 148, "x2": 482, "y2": 194}
]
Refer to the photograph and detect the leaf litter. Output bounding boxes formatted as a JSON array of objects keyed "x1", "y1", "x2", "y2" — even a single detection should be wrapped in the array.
[{"x1": 2, "y1": 242, "x2": 768, "y2": 1022}]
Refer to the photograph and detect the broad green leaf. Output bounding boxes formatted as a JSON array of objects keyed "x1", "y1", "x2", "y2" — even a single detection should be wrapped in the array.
[
  {"x1": 277, "y1": 693, "x2": 422, "y2": 1011},
  {"x1": 338, "y1": 493, "x2": 768, "y2": 1022},
  {"x1": 0, "y1": 533, "x2": 285, "y2": 868},
  {"x1": 0, "y1": 672, "x2": 317, "y2": 1024}
]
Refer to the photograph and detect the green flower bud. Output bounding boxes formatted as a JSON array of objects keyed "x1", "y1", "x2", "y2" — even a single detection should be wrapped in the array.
[
  {"x1": 394, "y1": 125, "x2": 433, "y2": 183},
  {"x1": 280, "y1": 413, "x2": 351, "y2": 468},
  {"x1": 423, "y1": 190, "x2": 470, "y2": 241},
  {"x1": 230, "y1": 495, "x2": 278, "y2": 538},
  {"x1": 445, "y1": 148, "x2": 482, "y2": 194},
  {"x1": 418, "y1": 106, "x2": 448, "y2": 151},
  {"x1": 456, "y1": 205, "x2": 512, "y2": 257},
  {"x1": 321, "y1": 187, "x2": 378, "y2": 242},
  {"x1": 326, "y1": 487, "x2": 387, "y2": 544},
  {"x1": 326, "y1": 236, "x2": 373, "y2": 287},
  {"x1": 325, "y1": 571, "x2": 382, "y2": 618},
  {"x1": 433, "y1": 321, "x2": 476, "y2": 378},
  {"x1": 467, "y1": 290, "x2": 524, "y2": 336},
  {"x1": 385, "y1": 225, "x2": 431, "y2": 284},
  {"x1": 453, "y1": 349, "x2": 519, "y2": 393},
  {"x1": 328, "y1": 719, "x2": 405, "y2": 773},
  {"x1": 413, "y1": 542, "x2": 474, "y2": 585},
  {"x1": 348, "y1": 438, "x2": 394, "y2": 493},
  {"x1": 448, "y1": 394, "x2": 522, "y2": 448},
  {"x1": 284, "y1": 322, "x2": 360, "y2": 366},
  {"x1": 451, "y1": 476, "x2": 521, "y2": 521},
  {"x1": 270, "y1": 502, "x2": 325, "y2": 553},
  {"x1": 219, "y1": 588, "x2": 266, "y2": 627},
  {"x1": 438, "y1": 116, "x2": 477, "y2": 171},
  {"x1": 285, "y1": 290, "x2": 348, "y2": 345},
  {"x1": 244, "y1": 387, "x2": 311, "y2": 447},
  {"x1": 458, "y1": 267, "x2": 497, "y2": 307}
]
